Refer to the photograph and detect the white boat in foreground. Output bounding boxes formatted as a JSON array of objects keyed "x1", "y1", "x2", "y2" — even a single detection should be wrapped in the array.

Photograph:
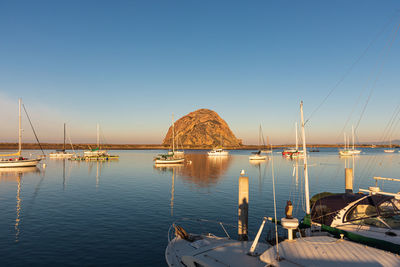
[
  {"x1": 0, "y1": 99, "x2": 41, "y2": 168},
  {"x1": 166, "y1": 227, "x2": 400, "y2": 267}
]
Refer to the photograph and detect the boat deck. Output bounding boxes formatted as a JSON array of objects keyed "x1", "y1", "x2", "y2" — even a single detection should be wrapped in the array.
[
  {"x1": 260, "y1": 236, "x2": 400, "y2": 266},
  {"x1": 166, "y1": 235, "x2": 269, "y2": 267}
]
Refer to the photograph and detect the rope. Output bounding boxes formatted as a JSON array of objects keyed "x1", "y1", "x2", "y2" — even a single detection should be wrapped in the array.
[
  {"x1": 22, "y1": 104, "x2": 45, "y2": 156},
  {"x1": 305, "y1": 12, "x2": 399, "y2": 125},
  {"x1": 355, "y1": 20, "x2": 400, "y2": 132}
]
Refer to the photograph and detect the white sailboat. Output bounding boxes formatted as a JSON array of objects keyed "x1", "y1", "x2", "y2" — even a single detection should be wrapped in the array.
[
  {"x1": 282, "y1": 122, "x2": 304, "y2": 158},
  {"x1": 384, "y1": 137, "x2": 395, "y2": 153},
  {"x1": 0, "y1": 99, "x2": 41, "y2": 168},
  {"x1": 155, "y1": 114, "x2": 185, "y2": 164},
  {"x1": 165, "y1": 102, "x2": 400, "y2": 267},
  {"x1": 83, "y1": 124, "x2": 107, "y2": 157},
  {"x1": 249, "y1": 125, "x2": 267, "y2": 160},
  {"x1": 339, "y1": 126, "x2": 362, "y2": 156},
  {"x1": 49, "y1": 123, "x2": 74, "y2": 158}
]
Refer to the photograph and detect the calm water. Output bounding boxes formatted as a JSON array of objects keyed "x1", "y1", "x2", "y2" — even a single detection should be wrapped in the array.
[{"x1": 0, "y1": 148, "x2": 399, "y2": 266}]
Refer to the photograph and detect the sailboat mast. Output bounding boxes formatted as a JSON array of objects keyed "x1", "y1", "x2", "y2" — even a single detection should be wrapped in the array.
[
  {"x1": 172, "y1": 113, "x2": 175, "y2": 152},
  {"x1": 18, "y1": 98, "x2": 22, "y2": 155},
  {"x1": 295, "y1": 122, "x2": 298, "y2": 150},
  {"x1": 352, "y1": 125, "x2": 355, "y2": 150},
  {"x1": 300, "y1": 101, "x2": 310, "y2": 215},
  {"x1": 258, "y1": 124, "x2": 261, "y2": 148},
  {"x1": 97, "y1": 123, "x2": 100, "y2": 148},
  {"x1": 63, "y1": 123, "x2": 66, "y2": 151}
]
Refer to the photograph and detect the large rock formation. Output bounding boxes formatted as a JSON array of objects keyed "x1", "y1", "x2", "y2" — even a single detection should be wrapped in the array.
[{"x1": 162, "y1": 109, "x2": 242, "y2": 147}]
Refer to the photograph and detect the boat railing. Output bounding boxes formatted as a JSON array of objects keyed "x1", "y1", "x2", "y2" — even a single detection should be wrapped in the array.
[{"x1": 167, "y1": 218, "x2": 242, "y2": 242}]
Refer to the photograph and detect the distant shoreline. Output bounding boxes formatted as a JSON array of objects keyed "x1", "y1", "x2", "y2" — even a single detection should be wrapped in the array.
[{"x1": 0, "y1": 143, "x2": 397, "y2": 150}]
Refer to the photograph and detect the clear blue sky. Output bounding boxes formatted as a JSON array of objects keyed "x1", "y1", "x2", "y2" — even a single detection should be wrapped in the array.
[{"x1": 1, "y1": 1, "x2": 399, "y2": 144}]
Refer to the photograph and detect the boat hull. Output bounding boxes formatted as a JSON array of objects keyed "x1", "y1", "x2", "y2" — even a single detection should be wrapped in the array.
[
  {"x1": 0, "y1": 158, "x2": 41, "y2": 168},
  {"x1": 49, "y1": 153, "x2": 74, "y2": 158},
  {"x1": 249, "y1": 155, "x2": 267, "y2": 160},
  {"x1": 154, "y1": 158, "x2": 185, "y2": 164}
]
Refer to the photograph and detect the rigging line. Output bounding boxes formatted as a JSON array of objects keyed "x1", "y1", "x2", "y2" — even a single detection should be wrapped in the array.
[
  {"x1": 355, "y1": 20, "x2": 400, "y2": 131},
  {"x1": 381, "y1": 103, "x2": 400, "y2": 142},
  {"x1": 305, "y1": 12, "x2": 399, "y2": 126},
  {"x1": 22, "y1": 104, "x2": 45, "y2": 156}
]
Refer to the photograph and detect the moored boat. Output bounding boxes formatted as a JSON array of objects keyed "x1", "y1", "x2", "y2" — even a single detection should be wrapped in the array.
[{"x1": 0, "y1": 99, "x2": 41, "y2": 168}]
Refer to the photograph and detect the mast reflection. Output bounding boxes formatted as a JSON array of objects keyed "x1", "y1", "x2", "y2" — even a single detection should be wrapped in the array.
[
  {"x1": 153, "y1": 163, "x2": 183, "y2": 217},
  {"x1": 0, "y1": 167, "x2": 40, "y2": 242}
]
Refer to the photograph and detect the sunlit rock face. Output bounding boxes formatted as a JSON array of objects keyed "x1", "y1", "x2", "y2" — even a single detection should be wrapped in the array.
[{"x1": 162, "y1": 109, "x2": 242, "y2": 147}]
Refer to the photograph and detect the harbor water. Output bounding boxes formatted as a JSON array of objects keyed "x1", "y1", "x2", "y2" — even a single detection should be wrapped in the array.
[{"x1": 0, "y1": 148, "x2": 399, "y2": 266}]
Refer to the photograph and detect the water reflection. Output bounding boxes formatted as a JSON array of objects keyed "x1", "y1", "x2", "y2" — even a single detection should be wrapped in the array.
[
  {"x1": 153, "y1": 154, "x2": 232, "y2": 187},
  {"x1": 249, "y1": 160, "x2": 268, "y2": 192},
  {"x1": 178, "y1": 154, "x2": 232, "y2": 187},
  {"x1": 0, "y1": 167, "x2": 40, "y2": 242},
  {"x1": 153, "y1": 164, "x2": 183, "y2": 216}
]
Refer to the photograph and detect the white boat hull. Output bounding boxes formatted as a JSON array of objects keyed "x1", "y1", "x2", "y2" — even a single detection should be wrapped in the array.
[
  {"x1": 249, "y1": 155, "x2": 267, "y2": 160},
  {"x1": 208, "y1": 150, "x2": 229, "y2": 156},
  {"x1": 49, "y1": 152, "x2": 74, "y2": 158},
  {"x1": 155, "y1": 158, "x2": 185, "y2": 164},
  {"x1": 84, "y1": 150, "x2": 107, "y2": 157},
  {"x1": 384, "y1": 150, "x2": 395, "y2": 153},
  {"x1": 0, "y1": 158, "x2": 41, "y2": 168}
]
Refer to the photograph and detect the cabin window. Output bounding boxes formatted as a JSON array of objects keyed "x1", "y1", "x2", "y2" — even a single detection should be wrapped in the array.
[
  {"x1": 378, "y1": 200, "x2": 400, "y2": 217},
  {"x1": 345, "y1": 204, "x2": 378, "y2": 222}
]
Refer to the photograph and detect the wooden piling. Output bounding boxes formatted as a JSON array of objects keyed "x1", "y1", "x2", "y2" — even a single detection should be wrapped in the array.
[{"x1": 238, "y1": 175, "x2": 249, "y2": 241}]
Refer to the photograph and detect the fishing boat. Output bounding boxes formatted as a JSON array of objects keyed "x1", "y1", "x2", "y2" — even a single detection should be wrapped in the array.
[
  {"x1": 207, "y1": 148, "x2": 229, "y2": 156},
  {"x1": 49, "y1": 123, "x2": 74, "y2": 158},
  {"x1": 208, "y1": 134, "x2": 229, "y2": 156},
  {"x1": 249, "y1": 125, "x2": 267, "y2": 160},
  {"x1": 165, "y1": 102, "x2": 400, "y2": 266},
  {"x1": 155, "y1": 114, "x2": 185, "y2": 164},
  {"x1": 339, "y1": 126, "x2": 362, "y2": 156},
  {"x1": 0, "y1": 99, "x2": 41, "y2": 168},
  {"x1": 384, "y1": 137, "x2": 395, "y2": 153}
]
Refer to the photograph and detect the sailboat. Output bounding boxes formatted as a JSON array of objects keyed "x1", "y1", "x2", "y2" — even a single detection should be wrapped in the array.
[
  {"x1": 84, "y1": 124, "x2": 107, "y2": 157},
  {"x1": 339, "y1": 126, "x2": 362, "y2": 156},
  {"x1": 249, "y1": 125, "x2": 267, "y2": 160},
  {"x1": 0, "y1": 99, "x2": 41, "y2": 168},
  {"x1": 154, "y1": 114, "x2": 185, "y2": 164},
  {"x1": 384, "y1": 137, "x2": 395, "y2": 153},
  {"x1": 165, "y1": 102, "x2": 400, "y2": 266},
  {"x1": 49, "y1": 123, "x2": 74, "y2": 158},
  {"x1": 282, "y1": 122, "x2": 304, "y2": 158},
  {"x1": 168, "y1": 114, "x2": 184, "y2": 157},
  {"x1": 208, "y1": 133, "x2": 229, "y2": 156}
]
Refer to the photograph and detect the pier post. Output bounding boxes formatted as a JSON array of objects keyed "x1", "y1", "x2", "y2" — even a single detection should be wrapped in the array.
[
  {"x1": 238, "y1": 171, "x2": 249, "y2": 241},
  {"x1": 345, "y1": 168, "x2": 353, "y2": 194}
]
